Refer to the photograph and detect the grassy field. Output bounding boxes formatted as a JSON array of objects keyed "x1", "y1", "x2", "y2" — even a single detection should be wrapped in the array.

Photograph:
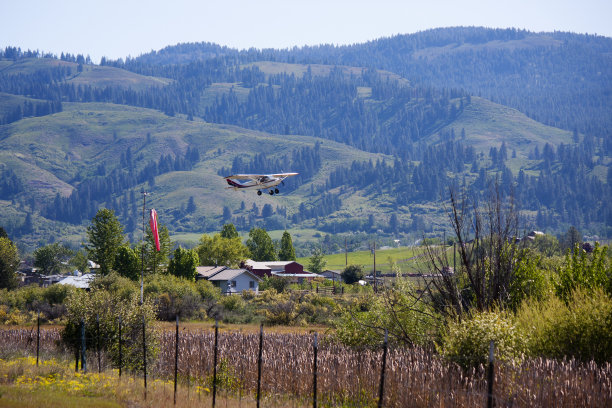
[{"x1": 297, "y1": 245, "x2": 427, "y2": 273}]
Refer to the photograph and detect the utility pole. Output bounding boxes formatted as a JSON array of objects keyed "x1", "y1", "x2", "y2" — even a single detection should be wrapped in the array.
[
  {"x1": 372, "y1": 241, "x2": 377, "y2": 293},
  {"x1": 345, "y1": 237, "x2": 348, "y2": 266},
  {"x1": 140, "y1": 191, "x2": 149, "y2": 304}
]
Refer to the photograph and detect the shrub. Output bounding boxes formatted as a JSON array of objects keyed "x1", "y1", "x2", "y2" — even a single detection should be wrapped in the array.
[
  {"x1": 509, "y1": 249, "x2": 554, "y2": 310},
  {"x1": 440, "y1": 310, "x2": 526, "y2": 368},
  {"x1": 555, "y1": 243, "x2": 610, "y2": 302},
  {"x1": 61, "y1": 289, "x2": 158, "y2": 372},
  {"x1": 516, "y1": 288, "x2": 612, "y2": 363},
  {"x1": 260, "y1": 275, "x2": 290, "y2": 293},
  {"x1": 253, "y1": 290, "x2": 337, "y2": 326},
  {"x1": 335, "y1": 282, "x2": 437, "y2": 348},
  {"x1": 144, "y1": 274, "x2": 202, "y2": 321},
  {"x1": 0, "y1": 284, "x2": 78, "y2": 322},
  {"x1": 90, "y1": 272, "x2": 138, "y2": 301}
]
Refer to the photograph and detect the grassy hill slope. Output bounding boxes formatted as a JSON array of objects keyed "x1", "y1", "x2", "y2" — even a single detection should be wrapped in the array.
[
  {"x1": 0, "y1": 101, "x2": 386, "y2": 249},
  {"x1": 0, "y1": 57, "x2": 171, "y2": 90},
  {"x1": 438, "y1": 97, "x2": 573, "y2": 157}
]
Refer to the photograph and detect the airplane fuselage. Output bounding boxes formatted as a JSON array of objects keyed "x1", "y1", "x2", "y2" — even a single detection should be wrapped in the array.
[
  {"x1": 224, "y1": 172, "x2": 298, "y2": 195},
  {"x1": 226, "y1": 176, "x2": 282, "y2": 190}
]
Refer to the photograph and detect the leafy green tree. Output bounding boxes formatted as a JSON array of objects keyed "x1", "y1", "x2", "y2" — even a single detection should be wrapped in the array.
[
  {"x1": 308, "y1": 247, "x2": 327, "y2": 274},
  {"x1": 84, "y1": 209, "x2": 125, "y2": 275},
  {"x1": 246, "y1": 228, "x2": 276, "y2": 261},
  {"x1": 341, "y1": 264, "x2": 364, "y2": 284},
  {"x1": 197, "y1": 234, "x2": 250, "y2": 268},
  {"x1": 220, "y1": 223, "x2": 239, "y2": 239},
  {"x1": 143, "y1": 223, "x2": 172, "y2": 274},
  {"x1": 70, "y1": 249, "x2": 89, "y2": 273},
  {"x1": 33, "y1": 243, "x2": 74, "y2": 275},
  {"x1": 0, "y1": 237, "x2": 19, "y2": 289},
  {"x1": 113, "y1": 246, "x2": 140, "y2": 280},
  {"x1": 278, "y1": 231, "x2": 296, "y2": 261},
  {"x1": 168, "y1": 247, "x2": 199, "y2": 281}
]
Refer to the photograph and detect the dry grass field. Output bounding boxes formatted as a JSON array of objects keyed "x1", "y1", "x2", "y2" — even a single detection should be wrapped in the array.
[{"x1": 1, "y1": 326, "x2": 610, "y2": 407}]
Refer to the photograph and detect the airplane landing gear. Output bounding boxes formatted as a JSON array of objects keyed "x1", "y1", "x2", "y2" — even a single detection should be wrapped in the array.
[
  {"x1": 257, "y1": 190, "x2": 262, "y2": 196},
  {"x1": 269, "y1": 190, "x2": 274, "y2": 195},
  {"x1": 274, "y1": 188, "x2": 279, "y2": 194}
]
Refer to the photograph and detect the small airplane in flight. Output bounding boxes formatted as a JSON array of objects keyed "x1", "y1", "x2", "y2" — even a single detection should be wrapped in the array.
[{"x1": 224, "y1": 172, "x2": 299, "y2": 195}]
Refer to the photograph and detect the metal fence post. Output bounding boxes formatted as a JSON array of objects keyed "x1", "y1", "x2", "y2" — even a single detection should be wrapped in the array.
[
  {"x1": 142, "y1": 314, "x2": 147, "y2": 399},
  {"x1": 80, "y1": 319, "x2": 87, "y2": 373},
  {"x1": 96, "y1": 314, "x2": 101, "y2": 373},
  {"x1": 313, "y1": 332, "x2": 318, "y2": 408},
  {"x1": 36, "y1": 311, "x2": 40, "y2": 366},
  {"x1": 174, "y1": 315, "x2": 179, "y2": 405},
  {"x1": 378, "y1": 329, "x2": 388, "y2": 408},
  {"x1": 487, "y1": 340, "x2": 495, "y2": 408},
  {"x1": 118, "y1": 316, "x2": 122, "y2": 377},
  {"x1": 256, "y1": 323, "x2": 263, "y2": 408},
  {"x1": 213, "y1": 319, "x2": 218, "y2": 408}
]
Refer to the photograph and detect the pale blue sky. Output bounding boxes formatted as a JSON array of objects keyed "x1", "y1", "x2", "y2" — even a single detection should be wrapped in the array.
[{"x1": 1, "y1": 0, "x2": 610, "y2": 63}]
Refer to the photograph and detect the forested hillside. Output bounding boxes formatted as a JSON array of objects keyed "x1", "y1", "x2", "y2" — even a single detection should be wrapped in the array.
[{"x1": 0, "y1": 26, "x2": 610, "y2": 250}]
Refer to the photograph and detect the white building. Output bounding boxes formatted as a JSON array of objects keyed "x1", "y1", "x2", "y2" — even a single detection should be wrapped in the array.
[{"x1": 206, "y1": 268, "x2": 261, "y2": 294}]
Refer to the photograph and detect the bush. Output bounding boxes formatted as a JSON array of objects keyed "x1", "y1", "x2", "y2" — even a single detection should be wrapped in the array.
[
  {"x1": 516, "y1": 288, "x2": 612, "y2": 363},
  {"x1": 253, "y1": 290, "x2": 337, "y2": 326},
  {"x1": 61, "y1": 289, "x2": 158, "y2": 372},
  {"x1": 144, "y1": 274, "x2": 202, "y2": 321},
  {"x1": 335, "y1": 281, "x2": 437, "y2": 348},
  {"x1": 440, "y1": 310, "x2": 526, "y2": 368},
  {"x1": 90, "y1": 272, "x2": 138, "y2": 301},
  {"x1": 0, "y1": 284, "x2": 78, "y2": 322},
  {"x1": 554, "y1": 243, "x2": 610, "y2": 302},
  {"x1": 260, "y1": 275, "x2": 290, "y2": 293},
  {"x1": 509, "y1": 249, "x2": 554, "y2": 310}
]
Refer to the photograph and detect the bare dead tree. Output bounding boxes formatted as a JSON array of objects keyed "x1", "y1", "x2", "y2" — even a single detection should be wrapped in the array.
[{"x1": 423, "y1": 181, "x2": 523, "y2": 318}]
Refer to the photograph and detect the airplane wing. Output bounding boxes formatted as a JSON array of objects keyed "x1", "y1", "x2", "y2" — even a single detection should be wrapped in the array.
[
  {"x1": 224, "y1": 174, "x2": 263, "y2": 181},
  {"x1": 269, "y1": 172, "x2": 299, "y2": 178}
]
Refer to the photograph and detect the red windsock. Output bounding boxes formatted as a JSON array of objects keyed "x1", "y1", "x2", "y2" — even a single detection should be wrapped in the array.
[{"x1": 149, "y1": 209, "x2": 160, "y2": 252}]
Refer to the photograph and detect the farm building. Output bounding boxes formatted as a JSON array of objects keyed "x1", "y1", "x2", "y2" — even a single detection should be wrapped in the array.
[
  {"x1": 320, "y1": 270, "x2": 342, "y2": 282},
  {"x1": 242, "y1": 260, "x2": 304, "y2": 278}
]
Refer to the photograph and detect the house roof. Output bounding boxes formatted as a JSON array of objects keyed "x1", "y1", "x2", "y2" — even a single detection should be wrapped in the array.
[
  {"x1": 196, "y1": 266, "x2": 228, "y2": 278},
  {"x1": 57, "y1": 274, "x2": 95, "y2": 289},
  {"x1": 208, "y1": 269, "x2": 261, "y2": 282},
  {"x1": 271, "y1": 271, "x2": 318, "y2": 278},
  {"x1": 244, "y1": 259, "x2": 299, "y2": 271}
]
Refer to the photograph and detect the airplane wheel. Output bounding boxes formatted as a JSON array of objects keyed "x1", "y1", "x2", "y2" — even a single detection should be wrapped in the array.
[
  {"x1": 274, "y1": 188, "x2": 279, "y2": 194},
  {"x1": 269, "y1": 190, "x2": 274, "y2": 195},
  {"x1": 257, "y1": 190, "x2": 262, "y2": 196}
]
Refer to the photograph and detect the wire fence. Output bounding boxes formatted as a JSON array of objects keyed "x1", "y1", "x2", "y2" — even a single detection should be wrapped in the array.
[{"x1": 1, "y1": 318, "x2": 612, "y2": 407}]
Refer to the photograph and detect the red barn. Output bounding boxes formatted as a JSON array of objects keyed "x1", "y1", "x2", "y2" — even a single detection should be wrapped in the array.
[{"x1": 242, "y1": 260, "x2": 304, "y2": 278}]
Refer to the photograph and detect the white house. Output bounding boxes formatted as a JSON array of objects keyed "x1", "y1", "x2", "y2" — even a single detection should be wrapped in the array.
[{"x1": 207, "y1": 268, "x2": 261, "y2": 294}]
